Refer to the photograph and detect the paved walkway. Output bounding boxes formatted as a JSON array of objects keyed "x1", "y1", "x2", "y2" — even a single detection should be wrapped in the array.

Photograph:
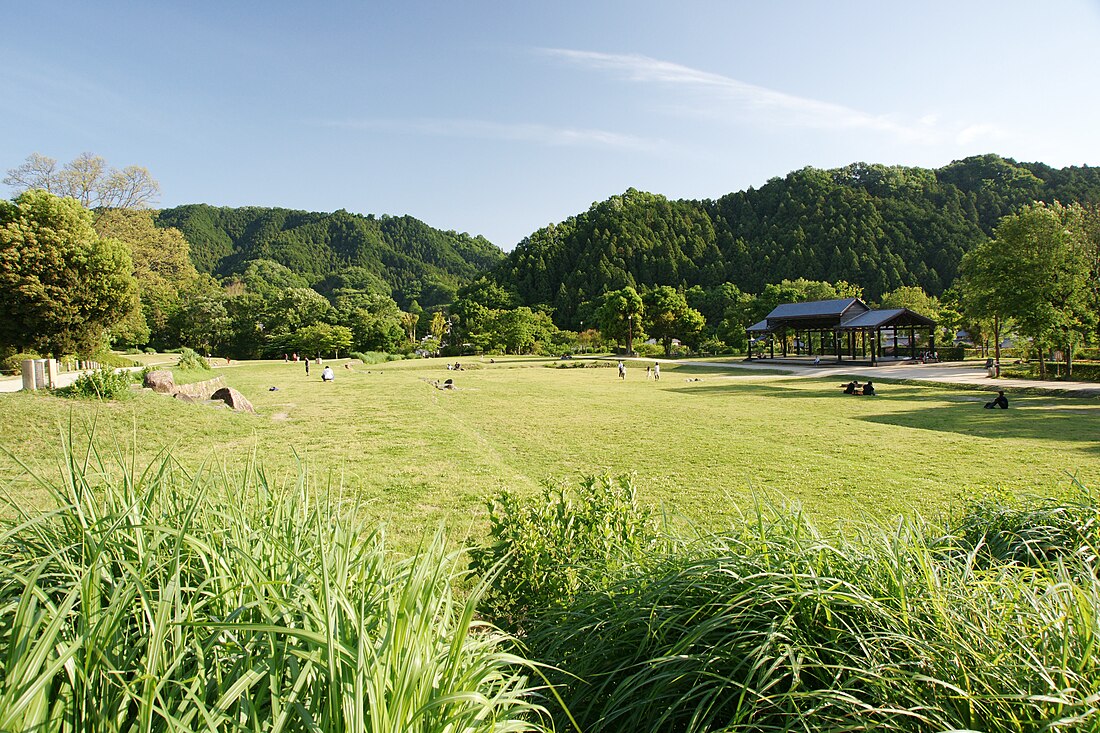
[{"x1": 625, "y1": 357, "x2": 1100, "y2": 396}]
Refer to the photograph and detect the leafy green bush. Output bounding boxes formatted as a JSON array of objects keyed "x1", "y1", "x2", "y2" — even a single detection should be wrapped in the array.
[
  {"x1": 631, "y1": 343, "x2": 664, "y2": 357},
  {"x1": 58, "y1": 367, "x2": 134, "y2": 400},
  {"x1": 350, "y1": 350, "x2": 394, "y2": 364},
  {"x1": 998, "y1": 361, "x2": 1100, "y2": 381},
  {"x1": 175, "y1": 347, "x2": 211, "y2": 370},
  {"x1": 518, "y1": 493, "x2": 1100, "y2": 733},
  {"x1": 0, "y1": 351, "x2": 41, "y2": 375},
  {"x1": 143, "y1": 346, "x2": 157, "y2": 354},
  {"x1": 90, "y1": 351, "x2": 140, "y2": 368},
  {"x1": 349, "y1": 350, "x2": 408, "y2": 364},
  {"x1": 944, "y1": 481, "x2": 1100, "y2": 565},
  {"x1": 0, "y1": 446, "x2": 550, "y2": 732},
  {"x1": 470, "y1": 475, "x2": 658, "y2": 629}
]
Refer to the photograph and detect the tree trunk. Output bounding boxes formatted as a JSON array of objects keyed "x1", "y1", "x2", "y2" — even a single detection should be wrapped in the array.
[
  {"x1": 993, "y1": 315, "x2": 1001, "y2": 373},
  {"x1": 1037, "y1": 346, "x2": 1046, "y2": 379},
  {"x1": 1067, "y1": 342, "x2": 1074, "y2": 378}
]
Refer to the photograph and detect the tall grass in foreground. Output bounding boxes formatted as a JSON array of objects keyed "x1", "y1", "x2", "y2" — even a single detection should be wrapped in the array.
[
  {"x1": 0, "y1": 443, "x2": 548, "y2": 733},
  {"x1": 508, "y1": 484, "x2": 1100, "y2": 733}
]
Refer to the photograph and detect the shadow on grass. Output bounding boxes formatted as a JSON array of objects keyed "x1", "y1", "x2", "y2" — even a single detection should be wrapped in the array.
[
  {"x1": 672, "y1": 379, "x2": 932, "y2": 400},
  {"x1": 858, "y1": 402, "x2": 1100, "y2": 450},
  {"x1": 671, "y1": 380, "x2": 1100, "y2": 450}
]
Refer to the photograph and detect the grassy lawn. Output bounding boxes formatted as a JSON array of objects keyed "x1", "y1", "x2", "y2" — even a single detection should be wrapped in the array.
[{"x1": 2, "y1": 356, "x2": 1097, "y2": 550}]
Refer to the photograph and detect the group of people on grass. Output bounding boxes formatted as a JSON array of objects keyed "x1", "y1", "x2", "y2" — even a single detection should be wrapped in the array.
[
  {"x1": 841, "y1": 379, "x2": 875, "y2": 396},
  {"x1": 836, "y1": 378, "x2": 1009, "y2": 408},
  {"x1": 617, "y1": 361, "x2": 661, "y2": 380}
]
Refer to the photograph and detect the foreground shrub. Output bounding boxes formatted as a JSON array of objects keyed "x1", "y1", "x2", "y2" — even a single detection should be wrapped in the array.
[
  {"x1": 0, "y1": 446, "x2": 549, "y2": 733},
  {"x1": 483, "y1": 483, "x2": 1100, "y2": 732},
  {"x1": 57, "y1": 367, "x2": 134, "y2": 399},
  {"x1": 470, "y1": 475, "x2": 658, "y2": 629},
  {"x1": 175, "y1": 346, "x2": 210, "y2": 370},
  {"x1": 945, "y1": 480, "x2": 1100, "y2": 565}
]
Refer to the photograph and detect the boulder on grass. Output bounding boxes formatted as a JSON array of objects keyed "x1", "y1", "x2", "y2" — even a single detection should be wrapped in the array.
[
  {"x1": 210, "y1": 387, "x2": 256, "y2": 414},
  {"x1": 144, "y1": 370, "x2": 175, "y2": 393}
]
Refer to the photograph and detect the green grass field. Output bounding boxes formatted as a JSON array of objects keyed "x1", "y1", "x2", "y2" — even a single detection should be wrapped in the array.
[{"x1": 2, "y1": 356, "x2": 1097, "y2": 549}]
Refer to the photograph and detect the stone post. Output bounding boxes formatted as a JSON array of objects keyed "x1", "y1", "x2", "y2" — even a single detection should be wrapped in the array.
[{"x1": 21, "y1": 360, "x2": 37, "y2": 391}]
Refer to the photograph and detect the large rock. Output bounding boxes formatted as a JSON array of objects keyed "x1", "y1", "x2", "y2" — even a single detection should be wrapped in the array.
[
  {"x1": 210, "y1": 387, "x2": 256, "y2": 414},
  {"x1": 174, "y1": 376, "x2": 226, "y2": 399},
  {"x1": 144, "y1": 370, "x2": 175, "y2": 393}
]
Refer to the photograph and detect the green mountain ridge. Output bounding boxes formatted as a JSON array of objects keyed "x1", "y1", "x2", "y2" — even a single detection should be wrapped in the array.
[
  {"x1": 494, "y1": 154, "x2": 1100, "y2": 328},
  {"x1": 155, "y1": 204, "x2": 505, "y2": 308},
  {"x1": 154, "y1": 155, "x2": 1100, "y2": 329}
]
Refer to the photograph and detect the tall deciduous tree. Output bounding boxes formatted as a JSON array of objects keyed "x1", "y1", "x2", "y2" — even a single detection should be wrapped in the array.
[
  {"x1": 643, "y1": 286, "x2": 705, "y2": 355},
  {"x1": 5, "y1": 153, "x2": 160, "y2": 210},
  {"x1": 959, "y1": 202, "x2": 1095, "y2": 377},
  {"x1": 94, "y1": 209, "x2": 199, "y2": 345},
  {"x1": 293, "y1": 323, "x2": 354, "y2": 359},
  {"x1": 597, "y1": 287, "x2": 645, "y2": 355},
  {"x1": 170, "y1": 278, "x2": 231, "y2": 356},
  {"x1": 0, "y1": 190, "x2": 138, "y2": 357},
  {"x1": 429, "y1": 311, "x2": 449, "y2": 345}
]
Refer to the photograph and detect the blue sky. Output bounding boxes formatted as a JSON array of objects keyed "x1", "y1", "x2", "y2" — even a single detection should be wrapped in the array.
[{"x1": 3, "y1": 1, "x2": 1099, "y2": 250}]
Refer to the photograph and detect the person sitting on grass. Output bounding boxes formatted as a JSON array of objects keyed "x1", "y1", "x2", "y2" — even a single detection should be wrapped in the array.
[
  {"x1": 862, "y1": 380, "x2": 875, "y2": 396},
  {"x1": 984, "y1": 390, "x2": 1008, "y2": 409},
  {"x1": 321, "y1": 365, "x2": 335, "y2": 382},
  {"x1": 842, "y1": 380, "x2": 860, "y2": 394}
]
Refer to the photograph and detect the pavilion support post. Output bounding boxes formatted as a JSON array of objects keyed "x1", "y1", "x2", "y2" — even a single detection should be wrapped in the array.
[
  {"x1": 892, "y1": 330, "x2": 898, "y2": 360},
  {"x1": 835, "y1": 329, "x2": 842, "y2": 362},
  {"x1": 909, "y1": 326, "x2": 916, "y2": 359}
]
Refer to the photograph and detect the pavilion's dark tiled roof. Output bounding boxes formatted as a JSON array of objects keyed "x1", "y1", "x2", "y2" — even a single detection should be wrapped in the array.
[
  {"x1": 747, "y1": 319, "x2": 772, "y2": 333},
  {"x1": 765, "y1": 298, "x2": 866, "y2": 320},
  {"x1": 840, "y1": 308, "x2": 936, "y2": 329}
]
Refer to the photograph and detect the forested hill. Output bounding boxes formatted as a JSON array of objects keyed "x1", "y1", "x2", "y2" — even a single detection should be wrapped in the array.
[
  {"x1": 495, "y1": 154, "x2": 1100, "y2": 328},
  {"x1": 156, "y1": 204, "x2": 505, "y2": 307}
]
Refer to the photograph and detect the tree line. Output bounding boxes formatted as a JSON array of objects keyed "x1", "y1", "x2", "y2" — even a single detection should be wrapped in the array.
[
  {"x1": 494, "y1": 155, "x2": 1100, "y2": 329},
  {"x1": 2, "y1": 152, "x2": 1099, "y2": 368}
]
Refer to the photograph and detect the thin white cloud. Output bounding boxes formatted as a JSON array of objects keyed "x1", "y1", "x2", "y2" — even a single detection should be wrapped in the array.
[
  {"x1": 322, "y1": 117, "x2": 659, "y2": 151},
  {"x1": 540, "y1": 48, "x2": 940, "y2": 143}
]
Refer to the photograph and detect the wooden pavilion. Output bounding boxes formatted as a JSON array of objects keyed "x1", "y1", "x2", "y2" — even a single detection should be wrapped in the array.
[{"x1": 746, "y1": 298, "x2": 937, "y2": 365}]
